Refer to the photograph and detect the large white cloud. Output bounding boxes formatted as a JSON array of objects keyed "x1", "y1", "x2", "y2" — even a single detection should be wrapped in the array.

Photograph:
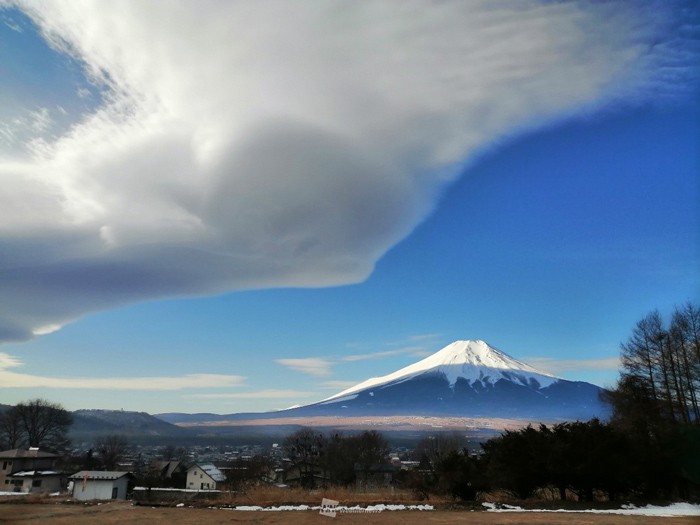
[{"x1": 0, "y1": 0, "x2": 696, "y2": 342}]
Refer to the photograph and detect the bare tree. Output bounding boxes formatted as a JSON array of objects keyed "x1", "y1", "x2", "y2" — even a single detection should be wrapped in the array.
[
  {"x1": 0, "y1": 408, "x2": 23, "y2": 449},
  {"x1": 414, "y1": 432, "x2": 465, "y2": 466},
  {"x1": 348, "y1": 430, "x2": 389, "y2": 480},
  {"x1": 283, "y1": 428, "x2": 327, "y2": 488},
  {"x1": 0, "y1": 399, "x2": 72, "y2": 451},
  {"x1": 95, "y1": 434, "x2": 130, "y2": 470},
  {"x1": 160, "y1": 444, "x2": 187, "y2": 462},
  {"x1": 611, "y1": 303, "x2": 700, "y2": 428},
  {"x1": 669, "y1": 302, "x2": 700, "y2": 422}
]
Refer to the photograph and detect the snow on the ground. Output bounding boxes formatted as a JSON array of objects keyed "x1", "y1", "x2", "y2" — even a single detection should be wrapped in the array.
[
  {"x1": 224, "y1": 504, "x2": 434, "y2": 512},
  {"x1": 133, "y1": 486, "x2": 220, "y2": 493},
  {"x1": 0, "y1": 491, "x2": 64, "y2": 497},
  {"x1": 482, "y1": 502, "x2": 700, "y2": 517}
]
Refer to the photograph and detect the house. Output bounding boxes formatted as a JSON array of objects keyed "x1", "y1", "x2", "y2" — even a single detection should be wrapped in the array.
[
  {"x1": 69, "y1": 471, "x2": 133, "y2": 501},
  {"x1": 148, "y1": 460, "x2": 187, "y2": 488},
  {"x1": 0, "y1": 448, "x2": 64, "y2": 494},
  {"x1": 185, "y1": 463, "x2": 225, "y2": 490}
]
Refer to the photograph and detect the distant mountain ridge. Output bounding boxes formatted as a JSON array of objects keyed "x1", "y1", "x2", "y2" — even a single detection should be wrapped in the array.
[
  {"x1": 71, "y1": 409, "x2": 191, "y2": 439},
  {"x1": 157, "y1": 340, "x2": 611, "y2": 425}
]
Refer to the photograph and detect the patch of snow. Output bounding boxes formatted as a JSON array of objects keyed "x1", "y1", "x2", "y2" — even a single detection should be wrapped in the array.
[
  {"x1": 0, "y1": 492, "x2": 29, "y2": 496},
  {"x1": 225, "y1": 504, "x2": 434, "y2": 512},
  {"x1": 12, "y1": 470, "x2": 59, "y2": 476},
  {"x1": 482, "y1": 502, "x2": 700, "y2": 517},
  {"x1": 133, "y1": 487, "x2": 220, "y2": 493}
]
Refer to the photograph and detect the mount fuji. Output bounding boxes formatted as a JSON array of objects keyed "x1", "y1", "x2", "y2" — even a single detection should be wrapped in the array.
[
  {"x1": 284, "y1": 340, "x2": 609, "y2": 421},
  {"x1": 158, "y1": 340, "x2": 610, "y2": 427}
]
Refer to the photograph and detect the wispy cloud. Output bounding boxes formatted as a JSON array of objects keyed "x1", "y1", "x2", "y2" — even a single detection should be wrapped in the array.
[
  {"x1": 407, "y1": 334, "x2": 442, "y2": 343},
  {"x1": 2, "y1": 14, "x2": 23, "y2": 33},
  {"x1": 341, "y1": 346, "x2": 426, "y2": 362},
  {"x1": 525, "y1": 356, "x2": 621, "y2": 375},
  {"x1": 320, "y1": 380, "x2": 358, "y2": 390},
  {"x1": 0, "y1": 352, "x2": 245, "y2": 390},
  {"x1": 280, "y1": 337, "x2": 438, "y2": 378},
  {"x1": 188, "y1": 389, "x2": 316, "y2": 399},
  {"x1": 341, "y1": 334, "x2": 441, "y2": 362},
  {"x1": 275, "y1": 358, "x2": 333, "y2": 378},
  {"x1": 0, "y1": 1, "x2": 696, "y2": 343}
]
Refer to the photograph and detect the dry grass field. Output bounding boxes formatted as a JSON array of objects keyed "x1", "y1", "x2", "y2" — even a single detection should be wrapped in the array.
[
  {"x1": 174, "y1": 415, "x2": 535, "y2": 432},
  {"x1": 1, "y1": 488, "x2": 698, "y2": 525},
  {"x1": 1, "y1": 501, "x2": 699, "y2": 525}
]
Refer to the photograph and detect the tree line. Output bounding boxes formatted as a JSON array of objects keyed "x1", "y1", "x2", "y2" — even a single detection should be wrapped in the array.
[{"x1": 404, "y1": 420, "x2": 626, "y2": 501}]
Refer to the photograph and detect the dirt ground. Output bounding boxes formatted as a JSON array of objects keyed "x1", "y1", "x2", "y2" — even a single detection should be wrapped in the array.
[{"x1": 0, "y1": 502, "x2": 698, "y2": 525}]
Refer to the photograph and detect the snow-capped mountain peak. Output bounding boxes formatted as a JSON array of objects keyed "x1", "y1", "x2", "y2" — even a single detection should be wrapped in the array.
[
  {"x1": 420, "y1": 340, "x2": 555, "y2": 375},
  {"x1": 322, "y1": 340, "x2": 559, "y2": 403}
]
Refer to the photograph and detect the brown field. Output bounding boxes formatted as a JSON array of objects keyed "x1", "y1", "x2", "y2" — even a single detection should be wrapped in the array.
[
  {"x1": 1, "y1": 501, "x2": 698, "y2": 525},
  {"x1": 175, "y1": 415, "x2": 536, "y2": 431}
]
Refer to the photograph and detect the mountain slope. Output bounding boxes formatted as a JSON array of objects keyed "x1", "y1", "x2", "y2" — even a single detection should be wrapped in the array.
[
  {"x1": 158, "y1": 340, "x2": 611, "y2": 426},
  {"x1": 287, "y1": 340, "x2": 609, "y2": 420},
  {"x1": 323, "y1": 340, "x2": 558, "y2": 403}
]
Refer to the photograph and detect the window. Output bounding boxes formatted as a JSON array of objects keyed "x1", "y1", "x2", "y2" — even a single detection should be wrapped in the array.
[{"x1": 32, "y1": 479, "x2": 42, "y2": 488}]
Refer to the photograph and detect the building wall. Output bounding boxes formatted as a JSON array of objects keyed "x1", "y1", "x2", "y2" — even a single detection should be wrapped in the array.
[
  {"x1": 8, "y1": 475, "x2": 63, "y2": 494},
  {"x1": 72, "y1": 477, "x2": 129, "y2": 501},
  {"x1": 0, "y1": 459, "x2": 14, "y2": 487},
  {"x1": 0, "y1": 456, "x2": 58, "y2": 488},
  {"x1": 186, "y1": 467, "x2": 217, "y2": 490}
]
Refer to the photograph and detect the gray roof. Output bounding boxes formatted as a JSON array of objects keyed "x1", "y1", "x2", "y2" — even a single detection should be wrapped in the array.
[
  {"x1": 69, "y1": 471, "x2": 132, "y2": 481},
  {"x1": 189, "y1": 463, "x2": 226, "y2": 482}
]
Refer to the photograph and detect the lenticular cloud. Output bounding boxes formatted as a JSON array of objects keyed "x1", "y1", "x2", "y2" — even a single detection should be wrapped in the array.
[{"x1": 0, "y1": 0, "x2": 696, "y2": 342}]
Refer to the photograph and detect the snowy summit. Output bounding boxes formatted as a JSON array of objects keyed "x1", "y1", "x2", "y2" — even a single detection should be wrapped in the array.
[{"x1": 324, "y1": 340, "x2": 559, "y2": 403}]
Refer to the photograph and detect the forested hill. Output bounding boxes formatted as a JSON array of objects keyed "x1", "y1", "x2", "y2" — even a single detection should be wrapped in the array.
[{"x1": 70, "y1": 409, "x2": 192, "y2": 439}]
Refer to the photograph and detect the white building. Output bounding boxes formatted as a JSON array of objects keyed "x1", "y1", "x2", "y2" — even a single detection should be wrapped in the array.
[
  {"x1": 186, "y1": 463, "x2": 225, "y2": 490},
  {"x1": 69, "y1": 471, "x2": 132, "y2": 501}
]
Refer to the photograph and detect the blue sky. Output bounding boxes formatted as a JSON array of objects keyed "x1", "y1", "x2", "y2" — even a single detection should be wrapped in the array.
[{"x1": 0, "y1": 1, "x2": 698, "y2": 414}]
